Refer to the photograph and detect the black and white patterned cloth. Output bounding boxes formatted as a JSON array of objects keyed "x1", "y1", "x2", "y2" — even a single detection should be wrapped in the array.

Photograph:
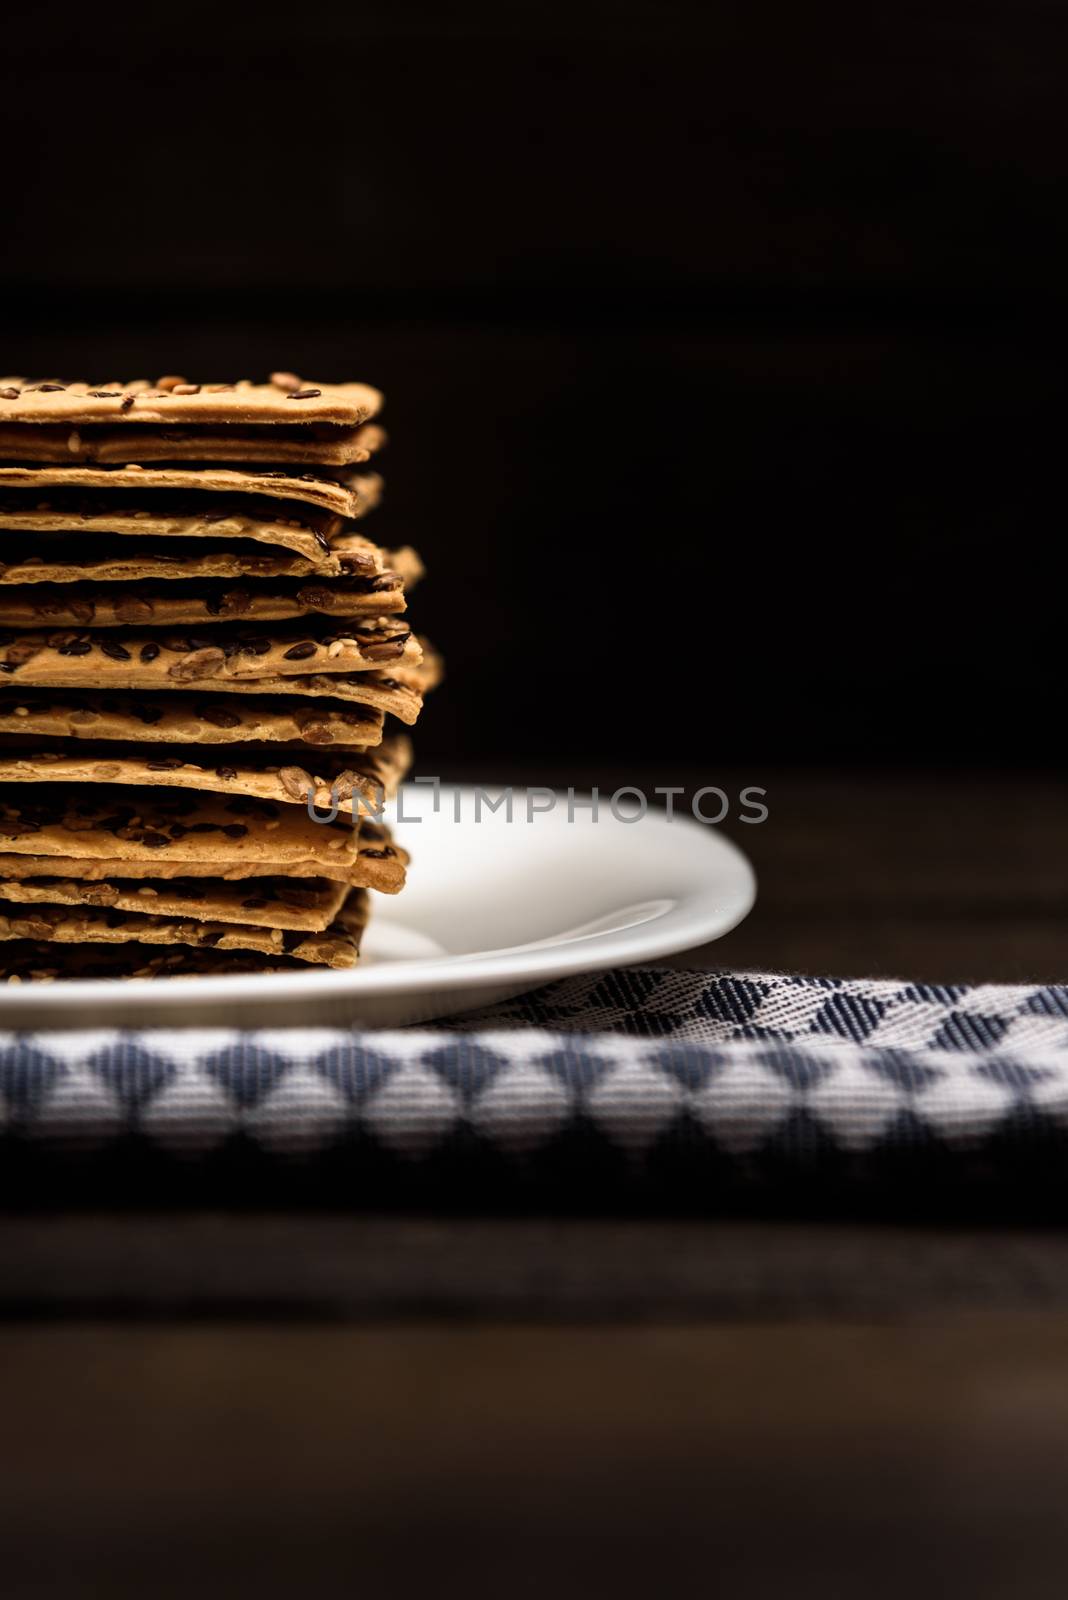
[{"x1": 3, "y1": 967, "x2": 1068, "y2": 1200}]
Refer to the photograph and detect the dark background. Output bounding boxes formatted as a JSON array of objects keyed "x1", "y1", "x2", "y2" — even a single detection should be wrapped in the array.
[{"x1": 1, "y1": 0, "x2": 1064, "y2": 771}]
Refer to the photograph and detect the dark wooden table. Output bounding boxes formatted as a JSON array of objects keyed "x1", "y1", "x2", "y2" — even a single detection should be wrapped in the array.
[{"x1": 4, "y1": 769, "x2": 1068, "y2": 1599}]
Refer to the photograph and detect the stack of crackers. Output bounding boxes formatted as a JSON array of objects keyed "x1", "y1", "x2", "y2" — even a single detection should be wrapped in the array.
[{"x1": 0, "y1": 374, "x2": 438, "y2": 980}]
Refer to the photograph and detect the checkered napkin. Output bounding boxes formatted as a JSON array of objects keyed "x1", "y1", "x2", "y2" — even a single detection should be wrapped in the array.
[{"x1": 3, "y1": 967, "x2": 1068, "y2": 1197}]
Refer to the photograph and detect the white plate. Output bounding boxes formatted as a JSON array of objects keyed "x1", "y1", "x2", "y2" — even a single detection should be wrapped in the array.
[{"x1": 0, "y1": 785, "x2": 756, "y2": 1029}]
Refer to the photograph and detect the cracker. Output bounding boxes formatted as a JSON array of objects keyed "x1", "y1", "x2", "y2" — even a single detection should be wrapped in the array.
[
  {"x1": 0, "y1": 526, "x2": 393, "y2": 586},
  {"x1": 0, "y1": 650, "x2": 439, "y2": 721},
  {"x1": 0, "y1": 872, "x2": 349, "y2": 931},
  {"x1": 172, "y1": 656, "x2": 438, "y2": 719},
  {"x1": 382, "y1": 546, "x2": 424, "y2": 592},
  {"x1": 205, "y1": 645, "x2": 441, "y2": 714},
  {"x1": 0, "y1": 466, "x2": 380, "y2": 518},
  {"x1": 0, "y1": 618, "x2": 420, "y2": 688},
  {"x1": 0, "y1": 486, "x2": 383, "y2": 576},
  {"x1": 0, "y1": 689, "x2": 384, "y2": 747},
  {"x1": 0, "y1": 732, "x2": 413, "y2": 815},
  {"x1": 208, "y1": 647, "x2": 440, "y2": 720},
  {"x1": 0, "y1": 377, "x2": 383, "y2": 427},
  {"x1": 0, "y1": 421, "x2": 385, "y2": 468},
  {"x1": 0, "y1": 940, "x2": 312, "y2": 981},
  {"x1": 0, "y1": 783, "x2": 354, "y2": 867},
  {"x1": 0, "y1": 886, "x2": 369, "y2": 969},
  {"x1": 0, "y1": 570, "x2": 410, "y2": 629},
  {"x1": 0, "y1": 821, "x2": 408, "y2": 891},
  {"x1": 0, "y1": 564, "x2": 412, "y2": 626}
]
